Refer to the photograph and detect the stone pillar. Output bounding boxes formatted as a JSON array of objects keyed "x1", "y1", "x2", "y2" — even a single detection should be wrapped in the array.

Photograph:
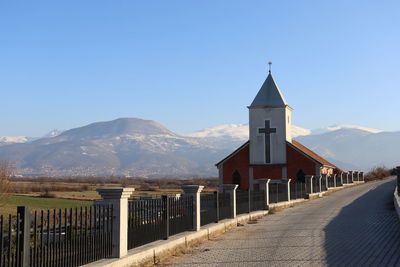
[
  {"x1": 219, "y1": 184, "x2": 238, "y2": 218},
  {"x1": 332, "y1": 174, "x2": 337, "y2": 187},
  {"x1": 284, "y1": 179, "x2": 291, "y2": 201},
  {"x1": 258, "y1": 179, "x2": 271, "y2": 208},
  {"x1": 182, "y1": 185, "x2": 204, "y2": 231},
  {"x1": 96, "y1": 187, "x2": 135, "y2": 258},
  {"x1": 305, "y1": 175, "x2": 313, "y2": 194}
]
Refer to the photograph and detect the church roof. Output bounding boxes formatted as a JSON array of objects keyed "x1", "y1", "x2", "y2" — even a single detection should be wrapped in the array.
[
  {"x1": 288, "y1": 140, "x2": 336, "y2": 168},
  {"x1": 250, "y1": 73, "x2": 288, "y2": 107}
]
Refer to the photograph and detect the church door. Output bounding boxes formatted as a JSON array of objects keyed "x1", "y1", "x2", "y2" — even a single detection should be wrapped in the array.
[{"x1": 232, "y1": 170, "x2": 241, "y2": 189}]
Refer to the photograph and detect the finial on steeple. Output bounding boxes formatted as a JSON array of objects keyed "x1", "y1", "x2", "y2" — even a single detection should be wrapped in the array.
[{"x1": 268, "y1": 61, "x2": 272, "y2": 73}]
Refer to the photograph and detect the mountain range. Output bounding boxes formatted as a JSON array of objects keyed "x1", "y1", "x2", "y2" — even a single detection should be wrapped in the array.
[{"x1": 0, "y1": 118, "x2": 398, "y2": 177}]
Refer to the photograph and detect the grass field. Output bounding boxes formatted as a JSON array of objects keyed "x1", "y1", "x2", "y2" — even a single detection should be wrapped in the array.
[{"x1": 0, "y1": 195, "x2": 92, "y2": 216}]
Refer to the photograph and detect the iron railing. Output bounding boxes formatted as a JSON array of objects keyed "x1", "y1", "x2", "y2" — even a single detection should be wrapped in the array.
[
  {"x1": 0, "y1": 205, "x2": 113, "y2": 267},
  {"x1": 335, "y1": 175, "x2": 342, "y2": 187},
  {"x1": 250, "y1": 191, "x2": 265, "y2": 211},
  {"x1": 200, "y1": 193, "x2": 218, "y2": 226},
  {"x1": 218, "y1": 192, "x2": 232, "y2": 220},
  {"x1": 328, "y1": 175, "x2": 335, "y2": 188},
  {"x1": 127, "y1": 195, "x2": 193, "y2": 250},
  {"x1": 312, "y1": 177, "x2": 321, "y2": 193},
  {"x1": 236, "y1": 191, "x2": 250, "y2": 215},
  {"x1": 290, "y1": 182, "x2": 307, "y2": 200},
  {"x1": 268, "y1": 183, "x2": 287, "y2": 204}
]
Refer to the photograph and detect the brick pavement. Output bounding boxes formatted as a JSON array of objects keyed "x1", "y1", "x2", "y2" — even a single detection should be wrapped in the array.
[{"x1": 167, "y1": 178, "x2": 400, "y2": 266}]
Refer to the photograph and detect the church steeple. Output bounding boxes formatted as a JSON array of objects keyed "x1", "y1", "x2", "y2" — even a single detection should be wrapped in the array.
[
  {"x1": 250, "y1": 72, "x2": 288, "y2": 107},
  {"x1": 248, "y1": 66, "x2": 293, "y2": 167}
]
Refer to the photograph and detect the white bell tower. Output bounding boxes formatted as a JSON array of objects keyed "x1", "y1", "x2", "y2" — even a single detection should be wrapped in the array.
[{"x1": 248, "y1": 64, "x2": 293, "y2": 165}]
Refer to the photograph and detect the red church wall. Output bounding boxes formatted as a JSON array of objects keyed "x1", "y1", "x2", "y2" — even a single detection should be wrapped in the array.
[
  {"x1": 252, "y1": 165, "x2": 284, "y2": 180},
  {"x1": 286, "y1": 144, "x2": 317, "y2": 180},
  {"x1": 221, "y1": 145, "x2": 249, "y2": 190}
]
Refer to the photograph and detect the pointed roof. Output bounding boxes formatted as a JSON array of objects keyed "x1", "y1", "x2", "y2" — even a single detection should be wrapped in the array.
[{"x1": 250, "y1": 73, "x2": 288, "y2": 107}]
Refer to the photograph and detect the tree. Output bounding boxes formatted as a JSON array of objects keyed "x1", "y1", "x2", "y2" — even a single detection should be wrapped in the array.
[{"x1": 0, "y1": 160, "x2": 13, "y2": 206}]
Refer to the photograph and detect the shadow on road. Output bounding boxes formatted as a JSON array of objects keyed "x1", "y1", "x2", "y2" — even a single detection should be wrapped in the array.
[{"x1": 324, "y1": 179, "x2": 400, "y2": 266}]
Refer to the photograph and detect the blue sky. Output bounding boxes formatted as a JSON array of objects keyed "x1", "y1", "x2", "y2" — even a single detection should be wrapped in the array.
[{"x1": 1, "y1": 1, "x2": 399, "y2": 136}]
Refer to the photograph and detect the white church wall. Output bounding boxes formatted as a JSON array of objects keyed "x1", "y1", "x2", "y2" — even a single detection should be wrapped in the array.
[{"x1": 249, "y1": 106, "x2": 291, "y2": 165}]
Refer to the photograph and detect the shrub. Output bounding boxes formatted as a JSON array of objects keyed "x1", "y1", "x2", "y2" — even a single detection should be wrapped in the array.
[
  {"x1": 364, "y1": 166, "x2": 393, "y2": 182},
  {"x1": 0, "y1": 160, "x2": 13, "y2": 205}
]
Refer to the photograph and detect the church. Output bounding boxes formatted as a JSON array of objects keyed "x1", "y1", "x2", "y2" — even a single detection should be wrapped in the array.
[{"x1": 216, "y1": 66, "x2": 337, "y2": 191}]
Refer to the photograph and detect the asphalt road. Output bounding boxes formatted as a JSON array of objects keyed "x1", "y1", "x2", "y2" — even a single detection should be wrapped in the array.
[{"x1": 168, "y1": 178, "x2": 400, "y2": 267}]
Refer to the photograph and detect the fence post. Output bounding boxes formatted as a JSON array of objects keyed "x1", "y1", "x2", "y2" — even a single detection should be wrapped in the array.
[
  {"x1": 258, "y1": 179, "x2": 270, "y2": 209},
  {"x1": 17, "y1": 206, "x2": 30, "y2": 267},
  {"x1": 214, "y1": 191, "x2": 219, "y2": 222},
  {"x1": 182, "y1": 185, "x2": 204, "y2": 231},
  {"x1": 285, "y1": 179, "x2": 291, "y2": 201},
  {"x1": 316, "y1": 176, "x2": 322, "y2": 192},
  {"x1": 219, "y1": 184, "x2": 238, "y2": 219},
  {"x1": 162, "y1": 195, "x2": 170, "y2": 239},
  {"x1": 305, "y1": 175, "x2": 313, "y2": 195},
  {"x1": 96, "y1": 187, "x2": 135, "y2": 258}
]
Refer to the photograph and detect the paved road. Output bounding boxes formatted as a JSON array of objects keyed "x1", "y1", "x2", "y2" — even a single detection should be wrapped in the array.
[{"x1": 167, "y1": 178, "x2": 400, "y2": 267}]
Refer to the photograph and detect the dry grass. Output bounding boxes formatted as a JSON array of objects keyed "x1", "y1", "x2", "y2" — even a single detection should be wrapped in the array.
[
  {"x1": 8, "y1": 177, "x2": 218, "y2": 201},
  {"x1": 364, "y1": 166, "x2": 395, "y2": 182}
]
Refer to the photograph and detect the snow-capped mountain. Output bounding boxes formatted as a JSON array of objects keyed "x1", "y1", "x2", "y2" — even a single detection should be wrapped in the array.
[
  {"x1": 184, "y1": 124, "x2": 311, "y2": 140},
  {"x1": 310, "y1": 124, "x2": 382, "y2": 135},
  {"x1": 0, "y1": 119, "x2": 395, "y2": 176},
  {"x1": 0, "y1": 118, "x2": 231, "y2": 177},
  {"x1": 0, "y1": 136, "x2": 30, "y2": 146}
]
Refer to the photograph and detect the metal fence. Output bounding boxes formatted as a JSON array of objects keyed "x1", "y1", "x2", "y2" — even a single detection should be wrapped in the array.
[
  {"x1": 0, "y1": 205, "x2": 113, "y2": 267},
  {"x1": 335, "y1": 175, "x2": 342, "y2": 187},
  {"x1": 250, "y1": 191, "x2": 265, "y2": 211},
  {"x1": 268, "y1": 183, "x2": 287, "y2": 204},
  {"x1": 127, "y1": 195, "x2": 193, "y2": 250},
  {"x1": 290, "y1": 182, "x2": 307, "y2": 200},
  {"x1": 321, "y1": 176, "x2": 327, "y2": 191},
  {"x1": 236, "y1": 191, "x2": 249, "y2": 215},
  {"x1": 200, "y1": 193, "x2": 218, "y2": 226},
  {"x1": 328, "y1": 175, "x2": 335, "y2": 188},
  {"x1": 218, "y1": 192, "x2": 231, "y2": 220},
  {"x1": 312, "y1": 177, "x2": 321, "y2": 193}
]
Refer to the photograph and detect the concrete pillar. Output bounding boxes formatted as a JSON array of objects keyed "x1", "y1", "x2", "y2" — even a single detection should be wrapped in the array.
[
  {"x1": 305, "y1": 175, "x2": 313, "y2": 194},
  {"x1": 332, "y1": 174, "x2": 337, "y2": 187},
  {"x1": 258, "y1": 179, "x2": 271, "y2": 208},
  {"x1": 284, "y1": 179, "x2": 291, "y2": 201},
  {"x1": 182, "y1": 185, "x2": 204, "y2": 231},
  {"x1": 219, "y1": 184, "x2": 238, "y2": 218},
  {"x1": 96, "y1": 187, "x2": 135, "y2": 258}
]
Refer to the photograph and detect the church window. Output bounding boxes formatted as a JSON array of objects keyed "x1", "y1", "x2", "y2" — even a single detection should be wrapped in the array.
[{"x1": 232, "y1": 170, "x2": 241, "y2": 189}]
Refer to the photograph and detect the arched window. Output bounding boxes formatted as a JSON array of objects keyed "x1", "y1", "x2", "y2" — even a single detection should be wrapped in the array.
[{"x1": 232, "y1": 170, "x2": 241, "y2": 189}]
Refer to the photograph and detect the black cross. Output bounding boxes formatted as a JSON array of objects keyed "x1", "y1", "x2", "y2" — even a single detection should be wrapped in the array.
[{"x1": 258, "y1": 120, "x2": 276, "y2": 163}]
